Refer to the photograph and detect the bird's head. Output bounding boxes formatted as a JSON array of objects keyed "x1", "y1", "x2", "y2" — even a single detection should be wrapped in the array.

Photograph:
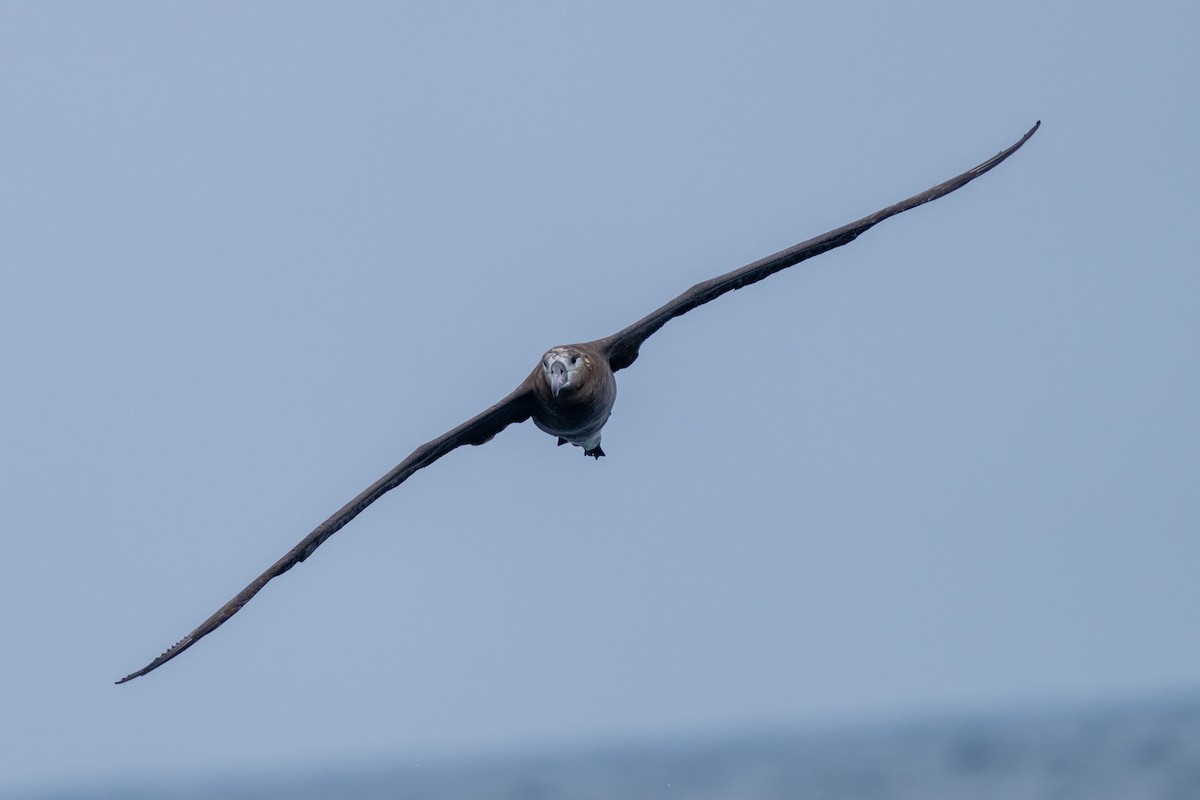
[{"x1": 540, "y1": 346, "x2": 593, "y2": 398}]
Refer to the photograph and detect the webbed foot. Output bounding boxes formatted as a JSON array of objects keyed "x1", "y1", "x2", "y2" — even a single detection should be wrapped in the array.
[{"x1": 584, "y1": 445, "x2": 605, "y2": 459}]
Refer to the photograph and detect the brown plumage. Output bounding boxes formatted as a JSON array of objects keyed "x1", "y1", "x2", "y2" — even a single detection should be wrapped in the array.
[
  {"x1": 529, "y1": 344, "x2": 616, "y2": 458},
  {"x1": 117, "y1": 122, "x2": 1039, "y2": 684}
]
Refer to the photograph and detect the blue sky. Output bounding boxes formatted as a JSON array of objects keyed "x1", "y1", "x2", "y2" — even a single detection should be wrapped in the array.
[{"x1": 1, "y1": 1, "x2": 1197, "y2": 792}]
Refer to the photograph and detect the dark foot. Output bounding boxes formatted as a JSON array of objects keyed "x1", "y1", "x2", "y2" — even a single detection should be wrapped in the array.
[
  {"x1": 557, "y1": 437, "x2": 567, "y2": 447},
  {"x1": 584, "y1": 445, "x2": 605, "y2": 459}
]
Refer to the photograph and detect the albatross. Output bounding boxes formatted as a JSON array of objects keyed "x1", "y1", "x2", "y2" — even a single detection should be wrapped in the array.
[{"x1": 118, "y1": 122, "x2": 1040, "y2": 683}]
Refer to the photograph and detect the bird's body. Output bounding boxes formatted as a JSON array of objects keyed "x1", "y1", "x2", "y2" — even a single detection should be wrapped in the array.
[
  {"x1": 118, "y1": 122, "x2": 1040, "y2": 683},
  {"x1": 530, "y1": 344, "x2": 617, "y2": 457}
]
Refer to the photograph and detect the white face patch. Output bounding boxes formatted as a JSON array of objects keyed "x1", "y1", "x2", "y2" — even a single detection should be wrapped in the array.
[
  {"x1": 543, "y1": 348, "x2": 583, "y2": 368},
  {"x1": 542, "y1": 347, "x2": 587, "y2": 395}
]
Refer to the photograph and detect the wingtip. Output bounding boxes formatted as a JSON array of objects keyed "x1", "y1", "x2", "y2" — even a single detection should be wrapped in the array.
[
  {"x1": 1009, "y1": 120, "x2": 1041, "y2": 156},
  {"x1": 115, "y1": 636, "x2": 193, "y2": 685},
  {"x1": 1006, "y1": 120, "x2": 1041, "y2": 152},
  {"x1": 115, "y1": 662, "x2": 153, "y2": 685}
]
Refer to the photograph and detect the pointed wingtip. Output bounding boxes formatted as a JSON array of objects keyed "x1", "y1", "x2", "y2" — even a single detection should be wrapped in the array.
[
  {"x1": 115, "y1": 635, "x2": 194, "y2": 685},
  {"x1": 115, "y1": 662, "x2": 154, "y2": 685},
  {"x1": 116, "y1": 665, "x2": 148, "y2": 684}
]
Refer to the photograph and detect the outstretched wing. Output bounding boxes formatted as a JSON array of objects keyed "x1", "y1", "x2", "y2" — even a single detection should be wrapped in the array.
[
  {"x1": 595, "y1": 122, "x2": 1040, "y2": 372},
  {"x1": 117, "y1": 384, "x2": 535, "y2": 683}
]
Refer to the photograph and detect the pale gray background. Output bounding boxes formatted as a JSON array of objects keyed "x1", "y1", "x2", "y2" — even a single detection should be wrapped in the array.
[{"x1": 1, "y1": 1, "x2": 1196, "y2": 792}]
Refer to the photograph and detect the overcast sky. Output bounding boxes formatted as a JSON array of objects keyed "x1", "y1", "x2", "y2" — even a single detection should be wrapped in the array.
[{"x1": 2, "y1": 1, "x2": 1197, "y2": 793}]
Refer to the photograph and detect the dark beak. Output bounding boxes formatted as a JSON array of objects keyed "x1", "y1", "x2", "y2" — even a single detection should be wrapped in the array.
[{"x1": 549, "y1": 360, "x2": 568, "y2": 397}]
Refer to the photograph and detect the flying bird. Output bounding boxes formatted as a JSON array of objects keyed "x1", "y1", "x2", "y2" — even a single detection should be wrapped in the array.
[{"x1": 118, "y1": 122, "x2": 1040, "y2": 684}]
